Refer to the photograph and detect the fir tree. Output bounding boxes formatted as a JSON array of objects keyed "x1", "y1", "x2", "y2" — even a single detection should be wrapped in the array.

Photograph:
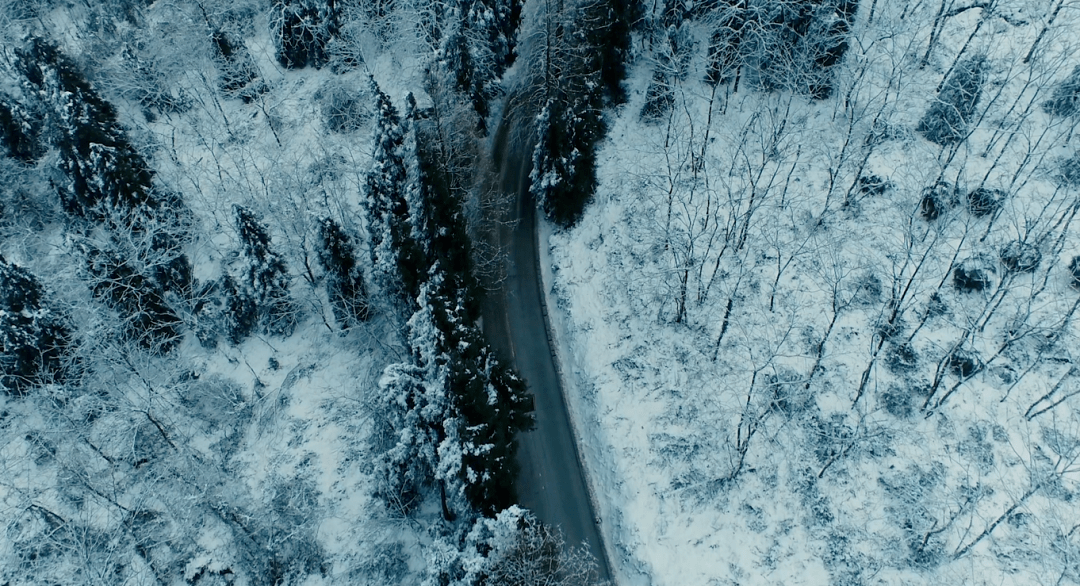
[
  {"x1": 317, "y1": 217, "x2": 371, "y2": 326},
  {"x1": 0, "y1": 258, "x2": 73, "y2": 395},
  {"x1": 364, "y1": 82, "x2": 427, "y2": 306},
  {"x1": 233, "y1": 205, "x2": 296, "y2": 338},
  {"x1": 16, "y1": 38, "x2": 176, "y2": 221},
  {"x1": 530, "y1": 93, "x2": 603, "y2": 227}
]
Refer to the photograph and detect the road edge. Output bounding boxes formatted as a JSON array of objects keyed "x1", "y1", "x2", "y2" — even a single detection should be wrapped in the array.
[{"x1": 530, "y1": 215, "x2": 620, "y2": 585}]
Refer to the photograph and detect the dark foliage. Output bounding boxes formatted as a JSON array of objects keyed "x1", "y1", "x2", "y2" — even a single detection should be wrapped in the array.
[
  {"x1": 317, "y1": 218, "x2": 370, "y2": 326},
  {"x1": 947, "y1": 350, "x2": 980, "y2": 379},
  {"x1": 85, "y1": 246, "x2": 183, "y2": 352},
  {"x1": 234, "y1": 205, "x2": 296, "y2": 338},
  {"x1": 0, "y1": 259, "x2": 73, "y2": 395},
  {"x1": 856, "y1": 175, "x2": 887, "y2": 197},
  {"x1": 953, "y1": 265, "x2": 990, "y2": 292},
  {"x1": 211, "y1": 30, "x2": 267, "y2": 103},
  {"x1": 999, "y1": 240, "x2": 1041, "y2": 274},
  {"x1": 1060, "y1": 152, "x2": 1080, "y2": 187},
  {"x1": 1069, "y1": 256, "x2": 1080, "y2": 289},
  {"x1": 881, "y1": 385, "x2": 913, "y2": 418},
  {"x1": 706, "y1": 0, "x2": 747, "y2": 86},
  {"x1": 531, "y1": 95, "x2": 604, "y2": 227},
  {"x1": 917, "y1": 56, "x2": 986, "y2": 146},
  {"x1": 966, "y1": 187, "x2": 1002, "y2": 217},
  {"x1": 1043, "y1": 65, "x2": 1080, "y2": 117},
  {"x1": 593, "y1": 0, "x2": 633, "y2": 105},
  {"x1": 221, "y1": 275, "x2": 258, "y2": 345},
  {"x1": 919, "y1": 181, "x2": 957, "y2": 221},
  {"x1": 751, "y1": 0, "x2": 857, "y2": 99},
  {"x1": 17, "y1": 38, "x2": 177, "y2": 221},
  {"x1": 885, "y1": 343, "x2": 918, "y2": 374},
  {"x1": 641, "y1": 69, "x2": 675, "y2": 122},
  {"x1": 453, "y1": 329, "x2": 534, "y2": 515},
  {"x1": 272, "y1": 0, "x2": 340, "y2": 69},
  {"x1": 0, "y1": 94, "x2": 43, "y2": 164},
  {"x1": 414, "y1": 120, "x2": 481, "y2": 322},
  {"x1": 441, "y1": 18, "x2": 491, "y2": 133}
]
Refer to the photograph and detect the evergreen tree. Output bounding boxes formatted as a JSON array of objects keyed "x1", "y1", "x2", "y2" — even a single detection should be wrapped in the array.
[
  {"x1": 451, "y1": 326, "x2": 533, "y2": 516},
  {"x1": 530, "y1": 93, "x2": 603, "y2": 227},
  {"x1": 377, "y1": 279, "x2": 453, "y2": 515},
  {"x1": 0, "y1": 93, "x2": 43, "y2": 164},
  {"x1": 16, "y1": 38, "x2": 177, "y2": 221},
  {"x1": 233, "y1": 205, "x2": 297, "y2": 338},
  {"x1": 365, "y1": 82, "x2": 427, "y2": 306},
  {"x1": 317, "y1": 217, "x2": 371, "y2": 326},
  {"x1": 917, "y1": 56, "x2": 987, "y2": 146},
  {"x1": 0, "y1": 259, "x2": 73, "y2": 395}
]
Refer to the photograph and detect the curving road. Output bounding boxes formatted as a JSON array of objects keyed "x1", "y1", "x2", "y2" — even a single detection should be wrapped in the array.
[{"x1": 482, "y1": 122, "x2": 612, "y2": 582}]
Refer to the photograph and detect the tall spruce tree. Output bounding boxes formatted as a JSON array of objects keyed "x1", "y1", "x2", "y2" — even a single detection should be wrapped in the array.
[
  {"x1": 234, "y1": 205, "x2": 297, "y2": 338},
  {"x1": 16, "y1": 38, "x2": 176, "y2": 221},
  {"x1": 317, "y1": 217, "x2": 371, "y2": 326},
  {"x1": 365, "y1": 82, "x2": 427, "y2": 306}
]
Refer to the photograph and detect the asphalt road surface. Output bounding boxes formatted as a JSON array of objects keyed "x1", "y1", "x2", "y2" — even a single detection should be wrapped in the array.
[{"x1": 482, "y1": 125, "x2": 612, "y2": 582}]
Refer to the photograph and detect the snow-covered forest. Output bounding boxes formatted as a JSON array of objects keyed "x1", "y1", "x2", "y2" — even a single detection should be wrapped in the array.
[
  {"x1": 3, "y1": 0, "x2": 1080, "y2": 584},
  {"x1": 0, "y1": 0, "x2": 600, "y2": 584},
  {"x1": 543, "y1": 0, "x2": 1080, "y2": 584}
]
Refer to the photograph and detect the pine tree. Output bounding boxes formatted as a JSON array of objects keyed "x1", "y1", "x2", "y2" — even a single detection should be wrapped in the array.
[
  {"x1": 0, "y1": 258, "x2": 73, "y2": 395},
  {"x1": 233, "y1": 205, "x2": 297, "y2": 338},
  {"x1": 451, "y1": 326, "x2": 533, "y2": 515},
  {"x1": 317, "y1": 217, "x2": 371, "y2": 326},
  {"x1": 364, "y1": 82, "x2": 427, "y2": 306},
  {"x1": 530, "y1": 93, "x2": 603, "y2": 227},
  {"x1": 16, "y1": 38, "x2": 176, "y2": 221},
  {"x1": 0, "y1": 93, "x2": 43, "y2": 164},
  {"x1": 376, "y1": 280, "x2": 453, "y2": 515}
]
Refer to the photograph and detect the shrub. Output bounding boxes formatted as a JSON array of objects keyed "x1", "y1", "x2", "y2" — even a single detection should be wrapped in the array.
[
  {"x1": 1069, "y1": 256, "x2": 1080, "y2": 288},
  {"x1": 211, "y1": 30, "x2": 267, "y2": 103},
  {"x1": 967, "y1": 187, "x2": 1003, "y2": 217},
  {"x1": 881, "y1": 385, "x2": 913, "y2": 418},
  {"x1": 856, "y1": 175, "x2": 887, "y2": 198},
  {"x1": 999, "y1": 240, "x2": 1041, "y2": 273},
  {"x1": 920, "y1": 181, "x2": 957, "y2": 221},
  {"x1": 85, "y1": 246, "x2": 183, "y2": 352},
  {"x1": 948, "y1": 349, "x2": 980, "y2": 378},
  {"x1": 953, "y1": 265, "x2": 991, "y2": 292},
  {"x1": 917, "y1": 56, "x2": 986, "y2": 146},
  {"x1": 1043, "y1": 65, "x2": 1080, "y2": 117},
  {"x1": 316, "y1": 82, "x2": 370, "y2": 133},
  {"x1": 886, "y1": 342, "x2": 918, "y2": 374},
  {"x1": 272, "y1": 0, "x2": 340, "y2": 70}
]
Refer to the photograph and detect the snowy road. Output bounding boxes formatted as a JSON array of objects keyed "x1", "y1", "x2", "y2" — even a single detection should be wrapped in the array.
[{"x1": 482, "y1": 125, "x2": 612, "y2": 581}]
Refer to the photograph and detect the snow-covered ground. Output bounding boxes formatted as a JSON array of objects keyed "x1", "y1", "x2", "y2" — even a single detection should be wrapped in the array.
[
  {"x1": 545, "y1": 2, "x2": 1080, "y2": 584},
  {"x1": 0, "y1": 2, "x2": 439, "y2": 583}
]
